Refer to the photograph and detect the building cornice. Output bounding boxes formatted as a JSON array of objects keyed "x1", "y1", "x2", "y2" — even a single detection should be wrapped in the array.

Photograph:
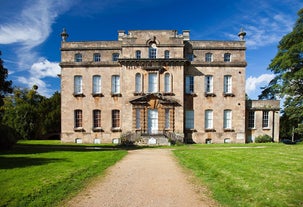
[{"x1": 190, "y1": 61, "x2": 247, "y2": 67}]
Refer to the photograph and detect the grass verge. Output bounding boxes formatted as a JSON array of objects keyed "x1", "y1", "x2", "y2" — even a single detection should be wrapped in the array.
[
  {"x1": 173, "y1": 143, "x2": 303, "y2": 207},
  {"x1": 0, "y1": 140, "x2": 127, "y2": 207}
]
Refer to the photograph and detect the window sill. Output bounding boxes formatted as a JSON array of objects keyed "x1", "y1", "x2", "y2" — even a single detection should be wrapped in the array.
[
  {"x1": 74, "y1": 127, "x2": 85, "y2": 132},
  {"x1": 111, "y1": 127, "x2": 122, "y2": 132},
  {"x1": 73, "y1": 93, "x2": 85, "y2": 97},
  {"x1": 111, "y1": 93, "x2": 122, "y2": 97},
  {"x1": 185, "y1": 92, "x2": 197, "y2": 97},
  {"x1": 92, "y1": 93, "x2": 104, "y2": 97},
  {"x1": 205, "y1": 128, "x2": 216, "y2": 132},
  {"x1": 163, "y1": 92, "x2": 175, "y2": 96},
  {"x1": 224, "y1": 128, "x2": 235, "y2": 132},
  {"x1": 262, "y1": 127, "x2": 271, "y2": 130},
  {"x1": 223, "y1": 93, "x2": 235, "y2": 97},
  {"x1": 134, "y1": 92, "x2": 145, "y2": 96},
  {"x1": 205, "y1": 93, "x2": 216, "y2": 97},
  {"x1": 92, "y1": 127, "x2": 103, "y2": 132},
  {"x1": 185, "y1": 128, "x2": 196, "y2": 132}
]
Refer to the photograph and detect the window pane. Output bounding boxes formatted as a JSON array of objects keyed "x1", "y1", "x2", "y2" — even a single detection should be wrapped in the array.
[
  {"x1": 185, "y1": 110, "x2": 194, "y2": 129},
  {"x1": 148, "y1": 73, "x2": 157, "y2": 93},
  {"x1": 135, "y1": 73, "x2": 142, "y2": 93},
  {"x1": 93, "y1": 53, "x2": 101, "y2": 62},
  {"x1": 224, "y1": 75, "x2": 232, "y2": 93},
  {"x1": 205, "y1": 75, "x2": 213, "y2": 93},
  {"x1": 74, "y1": 110, "x2": 82, "y2": 128},
  {"x1": 112, "y1": 110, "x2": 120, "y2": 128},
  {"x1": 248, "y1": 111, "x2": 255, "y2": 128},
  {"x1": 112, "y1": 75, "x2": 120, "y2": 93},
  {"x1": 149, "y1": 48, "x2": 157, "y2": 59},
  {"x1": 136, "y1": 109, "x2": 141, "y2": 129},
  {"x1": 74, "y1": 76, "x2": 82, "y2": 94},
  {"x1": 75, "y1": 53, "x2": 82, "y2": 62},
  {"x1": 112, "y1": 53, "x2": 119, "y2": 61},
  {"x1": 224, "y1": 110, "x2": 232, "y2": 129},
  {"x1": 93, "y1": 110, "x2": 101, "y2": 128},
  {"x1": 93, "y1": 75, "x2": 101, "y2": 94},
  {"x1": 262, "y1": 111, "x2": 269, "y2": 128},
  {"x1": 186, "y1": 76, "x2": 194, "y2": 93},
  {"x1": 224, "y1": 53, "x2": 231, "y2": 62},
  {"x1": 205, "y1": 110, "x2": 213, "y2": 129},
  {"x1": 165, "y1": 50, "x2": 170, "y2": 59},
  {"x1": 165, "y1": 109, "x2": 170, "y2": 129},
  {"x1": 164, "y1": 73, "x2": 171, "y2": 93},
  {"x1": 136, "y1": 50, "x2": 141, "y2": 59},
  {"x1": 205, "y1": 53, "x2": 212, "y2": 62}
]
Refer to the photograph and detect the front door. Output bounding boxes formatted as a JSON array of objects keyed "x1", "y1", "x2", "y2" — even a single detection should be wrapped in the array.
[{"x1": 148, "y1": 109, "x2": 158, "y2": 134}]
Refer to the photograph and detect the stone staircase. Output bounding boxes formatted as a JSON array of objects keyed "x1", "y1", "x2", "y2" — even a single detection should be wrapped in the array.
[{"x1": 137, "y1": 135, "x2": 170, "y2": 146}]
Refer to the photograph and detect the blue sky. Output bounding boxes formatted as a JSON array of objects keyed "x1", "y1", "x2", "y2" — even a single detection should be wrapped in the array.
[{"x1": 0, "y1": 0, "x2": 302, "y2": 98}]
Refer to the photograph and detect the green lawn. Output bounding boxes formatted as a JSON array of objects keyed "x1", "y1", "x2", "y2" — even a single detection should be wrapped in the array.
[
  {"x1": 173, "y1": 143, "x2": 303, "y2": 207},
  {"x1": 0, "y1": 140, "x2": 127, "y2": 207}
]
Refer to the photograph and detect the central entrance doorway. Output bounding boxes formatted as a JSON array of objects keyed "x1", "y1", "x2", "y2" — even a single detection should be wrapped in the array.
[{"x1": 148, "y1": 109, "x2": 158, "y2": 134}]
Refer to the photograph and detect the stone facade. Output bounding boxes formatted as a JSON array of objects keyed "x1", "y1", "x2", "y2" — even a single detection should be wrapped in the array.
[{"x1": 60, "y1": 29, "x2": 279, "y2": 144}]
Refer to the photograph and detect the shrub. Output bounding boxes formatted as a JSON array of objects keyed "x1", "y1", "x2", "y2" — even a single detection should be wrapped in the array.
[
  {"x1": 255, "y1": 134, "x2": 272, "y2": 143},
  {"x1": 0, "y1": 124, "x2": 20, "y2": 149}
]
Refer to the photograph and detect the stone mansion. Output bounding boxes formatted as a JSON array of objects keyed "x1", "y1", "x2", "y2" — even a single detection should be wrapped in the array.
[{"x1": 60, "y1": 29, "x2": 280, "y2": 144}]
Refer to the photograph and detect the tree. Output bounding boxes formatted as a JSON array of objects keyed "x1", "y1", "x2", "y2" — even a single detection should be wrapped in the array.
[
  {"x1": 1, "y1": 87, "x2": 45, "y2": 140},
  {"x1": 0, "y1": 51, "x2": 13, "y2": 109},
  {"x1": 259, "y1": 8, "x2": 303, "y2": 138}
]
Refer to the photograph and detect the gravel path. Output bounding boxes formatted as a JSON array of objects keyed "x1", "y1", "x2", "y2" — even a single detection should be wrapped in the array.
[{"x1": 66, "y1": 149, "x2": 219, "y2": 207}]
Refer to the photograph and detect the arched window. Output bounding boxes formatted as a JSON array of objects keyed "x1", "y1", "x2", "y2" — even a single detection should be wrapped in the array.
[
  {"x1": 135, "y1": 73, "x2": 142, "y2": 93},
  {"x1": 164, "y1": 73, "x2": 171, "y2": 93},
  {"x1": 149, "y1": 43, "x2": 157, "y2": 59}
]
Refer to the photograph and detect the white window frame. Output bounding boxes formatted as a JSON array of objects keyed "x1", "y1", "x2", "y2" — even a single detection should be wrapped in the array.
[
  {"x1": 149, "y1": 48, "x2": 157, "y2": 59},
  {"x1": 93, "y1": 109, "x2": 101, "y2": 128},
  {"x1": 93, "y1": 53, "x2": 101, "y2": 62},
  {"x1": 224, "y1": 75, "x2": 232, "y2": 94},
  {"x1": 185, "y1": 110, "x2": 194, "y2": 129},
  {"x1": 148, "y1": 73, "x2": 158, "y2": 93},
  {"x1": 136, "y1": 50, "x2": 141, "y2": 59},
  {"x1": 205, "y1": 53, "x2": 213, "y2": 62},
  {"x1": 135, "y1": 73, "x2": 142, "y2": 93},
  {"x1": 74, "y1": 109, "x2": 82, "y2": 128},
  {"x1": 205, "y1": 75, "x2": 213, "y2": 93},
  {"x1": 92, "y1": 75, "x2": 101, "y2": 94},
  {"x1": 112, "y1": 53, "x2": 119, "y2": 61},
  {"x1": 165, "y1": 108, "x2": 170, "y2": 129},
  {"x1": 224, "y1": 110, "x2": 232, "y2": 129},
  {"x1": 262, "y1": 111, "x2": 269, "y2": 128},
  {"x1": 75, "y1": 53, "x2": 82, "y2": 62},
  {"x1": 185, "y1": 76, "x2": 194, "y2": 94},
  {"x1": 224, "y1": 53, "x2": 231, "y2": 62},
  {"x1": 205, "y1": 110, "x2": 213, "y2": 129},
  {"x1": 136, "y1": 109, "x2": 141, "y2": 129},
  {"x1": 74, "y1": 75, "x2": 82, "y2": 95},
  {"x1": 164, "y1": 50, "x2": 170, "y2": 59},
  {"x1": 164, "y1": 73, "x2": 171, "y2": 93},
  {"x1": 111, "y1": 75, "x2": 120, "y2": 94}
]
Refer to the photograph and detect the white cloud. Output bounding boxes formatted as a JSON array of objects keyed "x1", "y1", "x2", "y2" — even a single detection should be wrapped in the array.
[
  {"x1": 246, "y1": 74, "x2": 275, "y2": 97},
  {"x1": 0, "y1": 0, "x2": 74, "y2": 96},
  {"x1": 17, "y1": 58, "x2": 60, "y2": 97}
]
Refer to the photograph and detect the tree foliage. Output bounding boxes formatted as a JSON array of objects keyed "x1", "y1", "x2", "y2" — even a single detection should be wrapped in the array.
[
  {"x1": 1, "y1": 88, "x2": 61, "y2": 140},
  {"x1": 0, "y1": 51, "x2": 13, "y2": 108},
  {"x1": 259, "y1": 8, "x2": 303, "y2": 136}
]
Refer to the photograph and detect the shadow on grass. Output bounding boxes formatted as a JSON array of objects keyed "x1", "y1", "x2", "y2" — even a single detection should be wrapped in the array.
[
  {"x1": 0, "y1": 143, "x2": 150, "y2": 155},
  {"x1": 0, "y1": 156, "x2": 67, "y2": 169}
]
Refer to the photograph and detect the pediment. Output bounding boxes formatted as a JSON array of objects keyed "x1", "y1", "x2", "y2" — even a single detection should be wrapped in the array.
[{"x1": 130, "y1": 93, "x2": 181, "y2": 107}]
